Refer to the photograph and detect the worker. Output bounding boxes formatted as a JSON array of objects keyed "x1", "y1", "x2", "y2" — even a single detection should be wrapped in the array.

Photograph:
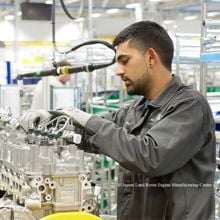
[
  {"x1": 19, "y1": 21, "x2": 216, "y2": 220},
  {"x1": 31, "y1": 60, "x2": 71, "y2": 110}
]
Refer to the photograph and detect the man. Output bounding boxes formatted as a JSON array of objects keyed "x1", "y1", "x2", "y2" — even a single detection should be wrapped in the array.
[
  {"x1": 20, "y1": 21, "x2": 216, "y2": 220},
  {"x1": 31, "y1": 60, "x2": 71, "y2": 110}
]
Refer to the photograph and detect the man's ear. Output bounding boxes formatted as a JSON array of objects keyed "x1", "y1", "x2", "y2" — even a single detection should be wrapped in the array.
[{"x1": 146, "y1": 48, "x2": 157, "y2": 67}]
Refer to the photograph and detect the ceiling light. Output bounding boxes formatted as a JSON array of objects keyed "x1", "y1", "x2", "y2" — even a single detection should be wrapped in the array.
[
  {"x1": 92, "y1": 13, "x2": 101, "y2": 18},
  {"x1": 208, "y1": 12, "x2": 220, "y2": 17},
  {"x1": 106, "y1": 9, "x2": 120, "y2": 14},
  {"x1": 125, "y1": 3, "x2": 140, "y2": 9},
  {"x1": 207, "y1": 29, "x2": 220, "y2": 33},
  {"x1": 184, "y1": 15, "x2": 198, "y2": 21},
  {"x1": 17, "y1": 11, "x2": 22, "y2": 16},
  {"x1": 60, "y1": 0, "x2": 79, "y2": 3},
  {"x1": 4, "y1": 15, "x2": 14, "y2": 21},
  {"x1": 75, "y1": 17, "x2": 85, "y2": 22},
  {"x1": 45, "y1": 0, "x2": 52, "y2": 4},
  {"x1": 163, "y1": 20, "x2": 174, "y2": 25}
]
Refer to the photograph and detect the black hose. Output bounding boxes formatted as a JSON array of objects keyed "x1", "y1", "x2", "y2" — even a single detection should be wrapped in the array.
[{"x1": 60, "y1": 0, "x2": 83, "y2": 20}]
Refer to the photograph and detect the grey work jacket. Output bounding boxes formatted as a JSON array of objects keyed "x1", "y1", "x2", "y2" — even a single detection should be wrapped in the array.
[{"x1": 80, "y1": 75, "x2": 216, "y2": 220}]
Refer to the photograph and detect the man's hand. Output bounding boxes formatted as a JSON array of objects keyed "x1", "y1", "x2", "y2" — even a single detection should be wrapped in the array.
[
  {"x1": 19, "y1": 110, "x2": 51, "y2": 132},
  {"x1": 50, "y1": 107, "x2": 92, "y2": 129}
]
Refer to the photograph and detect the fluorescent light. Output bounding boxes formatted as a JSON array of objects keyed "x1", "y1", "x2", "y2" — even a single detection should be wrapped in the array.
[
  {"x1": 4, "y1": 15, "x2": 14, "y2": 21},
  {"x1": 184, "y1": 15, "x2": 198, "y2": 20},
  {"x1": 75, "y1": 17, "x2": 85, "y2": 22},
  {"x1": 17, "y1": 11, "x2": 22, "y2": 16},
  {"x1": 92, "y1": 13, "x2": 101, "y2": 18},
  {"x1": 163, "y1": 20, "x2": 174, "y2": 25},
  {"x1": 125, "y1": 3, "x2": 140, "y2": 9},
  {"x1": 60, "y1": 0, "x2": 79, "y2": 3},
  {"x1": 149, "y1": 0, "x2": 161, "y2": 2},
  {"x1": 208, "y1": 12, "x2": 220, "y2": 17},
  {"x1": 207, "y1": 29, "x2": 220, "y2": 33},
  {"x1": 45, "y1": 0, "x2": 52, "y2": 4},
  {"x1": 106, "y1": 8, "x2": 120, "y2": 14}
]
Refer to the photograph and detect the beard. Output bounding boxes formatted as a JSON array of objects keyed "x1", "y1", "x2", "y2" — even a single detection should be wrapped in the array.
[
  {"x1": 125, "y1": 72, "x2": 150, "y2": 96},
  {"x1": 126, "y1": 84, "x2": 147, "y2": 96}
]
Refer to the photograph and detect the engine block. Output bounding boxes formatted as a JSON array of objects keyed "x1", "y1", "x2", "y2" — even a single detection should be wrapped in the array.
[{"x1": 0, "y1": 109, "x2": 97, "y2": 219}]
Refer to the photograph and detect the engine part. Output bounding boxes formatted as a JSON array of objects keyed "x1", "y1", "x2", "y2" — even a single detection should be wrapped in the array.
[{"x1": 0, "y1": 108, "x2": 97, "y2": 219}]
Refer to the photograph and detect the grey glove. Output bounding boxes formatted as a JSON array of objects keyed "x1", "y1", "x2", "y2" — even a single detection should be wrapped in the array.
[
  {"x1": 49, "y1": 107, "x2": 92, "y2": 129},
  {"x1": 19, "y1": 109, "x2": 51, "y2": 132}
]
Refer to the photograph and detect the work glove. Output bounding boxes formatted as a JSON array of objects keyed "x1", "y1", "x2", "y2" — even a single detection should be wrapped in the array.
[
  {"x1": 49, "y1": 107, "x2": 92, "y2": 129},
  {"x1": 19, "y1": 109, "x2": 51, "y2": 132}
]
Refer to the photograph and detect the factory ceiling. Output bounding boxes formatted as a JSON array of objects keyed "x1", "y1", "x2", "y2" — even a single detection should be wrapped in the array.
[{"x1": 0, "y1": 0, "x2": 219, "y2": 23}]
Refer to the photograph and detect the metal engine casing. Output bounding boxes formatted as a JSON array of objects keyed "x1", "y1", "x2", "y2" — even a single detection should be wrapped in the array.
[{"x1": 0, "y1": 109, "x2": 96, "y2": 219}]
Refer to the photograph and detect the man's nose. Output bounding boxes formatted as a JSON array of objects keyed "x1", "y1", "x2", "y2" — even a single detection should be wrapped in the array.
[{"x1": 115, "y1": 64, "x2": 125, "y2": 76}]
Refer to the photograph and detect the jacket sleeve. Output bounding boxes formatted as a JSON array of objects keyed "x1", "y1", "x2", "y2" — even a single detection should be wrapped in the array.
[
  {"x1": 82, "y1": 98, "x2": 215, "y2": 177},
  {"x1": 77, "y1": 106, "x2": 129, "y2": 153}
]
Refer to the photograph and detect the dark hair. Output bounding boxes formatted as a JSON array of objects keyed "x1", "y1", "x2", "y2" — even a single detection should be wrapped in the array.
[{"x1": 113, "y1": 21, "x2": 174, "y2": 71}]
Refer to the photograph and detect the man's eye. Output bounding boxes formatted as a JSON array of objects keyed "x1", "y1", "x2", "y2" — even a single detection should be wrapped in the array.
[{"x1": 120, "y1": 58, "x2": 129, "y2": 65}]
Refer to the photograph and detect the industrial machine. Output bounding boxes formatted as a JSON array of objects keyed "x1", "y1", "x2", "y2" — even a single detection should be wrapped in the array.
[{"x1": 0, "y1": 108, "x2": 97, "y2": 219}]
